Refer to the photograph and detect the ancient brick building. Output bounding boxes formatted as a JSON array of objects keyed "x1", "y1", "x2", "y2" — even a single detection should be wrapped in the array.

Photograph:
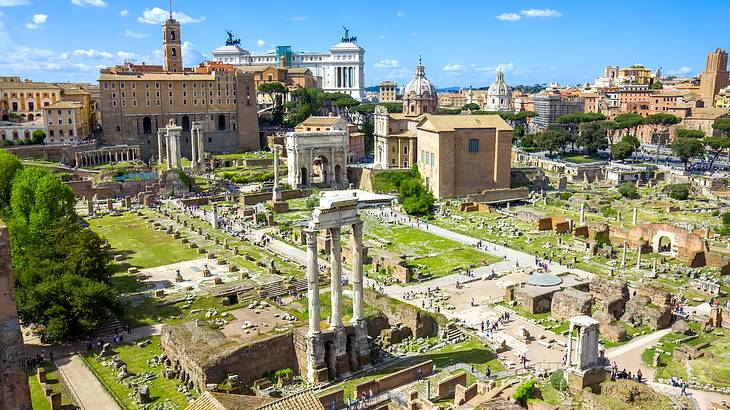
[{"x1": 0, "y1": 224, "x2": 31, "y2": 410}]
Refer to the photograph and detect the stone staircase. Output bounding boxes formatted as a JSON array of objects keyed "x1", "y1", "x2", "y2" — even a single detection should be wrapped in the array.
[
  {"x1": 442, "y1": 323, "x2": 468, "y2": 344},
  {"x1": 93, "y1": 313, "x2": 125, "y2": 340}
]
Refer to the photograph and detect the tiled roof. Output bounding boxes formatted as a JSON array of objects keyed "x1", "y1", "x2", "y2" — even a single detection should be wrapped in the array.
[
  {"x1": 256, "y1": 391, "x2": 324, "y2": 410},
  {"x1": 45, "y1": 101, "x2": 83, "y2": 109},
  {"x1": 99, "y1": 73, "x2": 216, "y2": 81},
  {"x1": 417, "y1": 114, "x2": 511, "y2": 132},
  {"x1": 0, "y1": 81, "x2": 60, "y2": 90},
  {"x1": 687, "y1": 107, "x2": 730, "y2": 120},
  {"x1": 299, "y1": 116, "x2": 342, "y2": 126}
]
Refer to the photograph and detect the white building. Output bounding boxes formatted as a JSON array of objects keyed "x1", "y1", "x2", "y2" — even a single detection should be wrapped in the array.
[
  {"x1": 212, "y1": 30, "x2": 365, "y2": 100},
  {"x1": 485, "y1": 70, "x2": 512, "y2": 112}
]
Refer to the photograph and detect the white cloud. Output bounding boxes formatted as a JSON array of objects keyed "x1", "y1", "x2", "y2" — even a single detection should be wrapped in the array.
[
  {"x1": 256, "y1": 39, "x2": 265, "y2": 47},
  {"x1": 496, "y1": 62, "x2": 515, "y2": 72},
  {"x1": 73, "y1": 48, "x2": 113, "y2": 59},
  {"x1": 386, "y1": 68, "x2": 410, "y2": 80},
  {"x1": 138, "y1": 7, "x2": 206, "y2": 24},
  {"x1": 120, "y1": 9, "x2": 128, "y2": 17},
  {"x1": 443, "y1": 64, "x2": 467, "y2": 73},
  {"x1": 290, "y1": 16, "x2": 307, "y2": 21},
  {"x1": 375, "y1": 59, "x2": 399, "y2": 69},
  {"x1": 520, "y1": 8, "x2": 562, "y2": 18},
  {"x1": 116, "y1": 51, "x2": 138, "y2": 61},
  {"x1": 25, "y1": 13, "x2": 47, "y2": 29},
  {"x1": 182, "y1": 41, "x2": 208, "y2": 66},
  {"x1": 71, "y1": 0, "x2": 107, "y2": 7},
  {"x1": 396, "y1": 11, "x2": 405, "y2": 17},
  {"x1": 0, "y1": 0, "x2": 30, "y2": 6},
  {"x1": 496, "y1": 13, "x2": 521, "y2": 22},
  {"x1": 669, "y1": 66, "x2": 693, "y2": 75},
  {"x1": 0, "y1": 12, "x2": 8, "y2": 45},
  {"x1": 124, "y1": 29, "x2": 149, "y2": 39}
]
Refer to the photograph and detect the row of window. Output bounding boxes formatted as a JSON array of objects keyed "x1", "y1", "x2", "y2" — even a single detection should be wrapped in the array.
[
  {"x1": 111, "y1": 98, "x2": 237, "y2": 108},
  {"x1": 48, "y1": 118, "x2": 74, "y2": 125},
  {"x1": 3, "y1": 92, "x2": 57, "y2": 98},
  {"x1": 103, "y1": 79, "x2": 231, "y2": 90},
  {"x1": 111, "y1": 90, "x2": 232, "y2": 99},
  {"x1": 48, "y1": 129, "x2": 74, "y2": 137},
  {"x1": 421, "y1": 150, "x2": 435, "y2": 167}
]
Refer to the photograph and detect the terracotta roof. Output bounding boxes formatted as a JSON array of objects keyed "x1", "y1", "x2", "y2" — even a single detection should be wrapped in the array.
[
  {"x1": 0, "y1": 81, "x2": 60, "y2": 90},
  {"x1": 45, "y1": 101, "x2": 83, "y2": 109},
  {"x1": 687, "y1": 107, "x2": 730, "y2": 120},
  {"x1": 417, "y1": 114, "x2": 512, "y2": 132},
  {"x1": 299, "y1": 116, "x2": 342, "y2": 127},
  {"x1": 99, "y1": 73, "x2": 216, "y2": 81},
  {"x1": 390, "y1": 129, "x2": 415, "y2": 137},
  {"x1": 186, "y1": 391, "x2": 324, "y2": 410}
]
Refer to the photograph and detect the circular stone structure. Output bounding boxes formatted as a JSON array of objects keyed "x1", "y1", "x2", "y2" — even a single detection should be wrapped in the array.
[{"x1": 526, "y1": 273, "x2": 563, "y2": 287}]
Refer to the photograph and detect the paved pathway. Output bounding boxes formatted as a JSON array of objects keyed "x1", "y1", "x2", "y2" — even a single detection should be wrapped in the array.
[{"x1": 55, "y1": 354, "x2": 120, "y2": 410}]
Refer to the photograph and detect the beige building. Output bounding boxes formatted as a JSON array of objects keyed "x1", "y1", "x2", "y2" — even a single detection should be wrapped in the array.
[
  {"x1": 98, "y1": 15, "x2": 260, "y2": 160},
  {"x1": 294, "y1": 116, "x2": 365, "y2": 162},
  {"x1": 379, "y1": 81, "x2": 398, "y2": 102},
  {"x1": 699, "y1": 48, "x2": 729, "y2": 107},
  {"x1": 416, "y1": 115, "x2": 512, "y2": 199},
  {"x1": 42, "y1": 101, "x2": 90, "y2": 144},
  {"x1": 234, "y1": 62, "x2": 320, "y2": 108},
  {"x1": 0, "y1": 77, "x2": 61, "y2": 122}
]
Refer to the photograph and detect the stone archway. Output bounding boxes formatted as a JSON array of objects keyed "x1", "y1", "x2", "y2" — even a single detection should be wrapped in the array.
[
  {"x1": 334, "y1": 164, "x2": 343, "y2": 185},
  {"x1": 285, "y1": 130, "x2": 349, "y2": 189},
  {"x1": 651, "y1": 230, "x2": 677, "y2": 255},
  {"x1": 312, "y1": 154, "x2": 330, "y2": 185},
  {"x1": 300, "y1": 167, "x2": 308, "y2": 186},
  {"x1": 657, "y1": 236, "x2": 672, "y2": 253}
]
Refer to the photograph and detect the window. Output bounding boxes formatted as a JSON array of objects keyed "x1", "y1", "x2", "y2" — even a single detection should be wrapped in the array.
[
  {"x1": 430, "y1": 153, "x2": 435, "y2": 167},
  {"x1": 468, "y1": 138, "x2": 480, "y2": 153},
  {"x1": 49, "y1": 130, "x2": 54, "y2": 136}
]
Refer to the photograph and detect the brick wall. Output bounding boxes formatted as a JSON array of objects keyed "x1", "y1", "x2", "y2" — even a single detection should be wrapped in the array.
[
  {"x1": 437, "y1": 372, "x2": 466, "y2": 400},
  {"x1": 355, "y1": 360, "x2": 433, "y2": 397},
  {"x1": 454, "y1": 383, "x2": 478, "y2": 405},
  {"x1": 363, "y1": 288, "x2": 442, "y2": 338}
]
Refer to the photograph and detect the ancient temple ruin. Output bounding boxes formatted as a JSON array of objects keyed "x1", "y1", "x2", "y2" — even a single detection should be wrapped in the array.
[{"x1": 564, "y1": 315, "x2": 609, "y2": 393}]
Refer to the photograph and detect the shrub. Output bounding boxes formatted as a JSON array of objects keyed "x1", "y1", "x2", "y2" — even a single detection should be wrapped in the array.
[
  {"x1": 550, "y1": 369, "x2": 567, "y2": 392},
  {"x1": 668, "y1": 183, "x2": 690, "y2": 200},
  {"x1": 305, "y1": 188, "x2": 320, "y2": 210},
  {"x1": 618, "y1": 182, "x2": 639, "y2": 199},
  {"x1": 513, "y1": 379, "x2": 536, "y2": 404},
  {"x1": 559, "y1": 192, "x2": 572, "y2": 201},
  {"x1": 601, "y1": 205, "x2": 617, "y2": 218}
]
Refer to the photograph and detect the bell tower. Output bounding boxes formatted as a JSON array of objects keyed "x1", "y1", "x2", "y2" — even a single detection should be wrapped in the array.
[{"x1": 162, "y1": 2, "x2": 182, "y2": 73}]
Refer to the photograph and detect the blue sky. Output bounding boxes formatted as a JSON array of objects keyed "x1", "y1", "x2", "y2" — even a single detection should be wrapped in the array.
[{"x1": 0, "y1": 0, "x2": 727, "y2": 88}]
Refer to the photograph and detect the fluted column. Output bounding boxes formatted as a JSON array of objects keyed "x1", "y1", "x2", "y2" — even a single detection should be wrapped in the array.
[
  {"x1": 566, "y1": 322, "x2": 574, "y2": 367},
  {"x1": 351, "y1": 222, "x2": 364, "y2": 323},
  {"x1": 329, "y1": 227, "x2": 343, "y2": 330},
  {"x1": 306, "y1": 229, "x2": 320, "y2": 335},
  {"x1": 191, "y1": 128, "x2": 198, "y2": 169}
]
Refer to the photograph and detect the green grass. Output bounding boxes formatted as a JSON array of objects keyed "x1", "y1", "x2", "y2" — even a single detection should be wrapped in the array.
[
  {"x1": 88, "y1": 212, "x2": 199, "y2": 269},
  {"x1": 28, "y1": 362, "x2": 73, "y2": 410},
  {"x1": 557, "y1": 154, "x2": 604, "y2": 164},
  {"x1": 81, "y1": 336, "x2": 195, "y2": 409},
  {"x1": 214, "y1": 151, "x2": 273, "y2": 160}
]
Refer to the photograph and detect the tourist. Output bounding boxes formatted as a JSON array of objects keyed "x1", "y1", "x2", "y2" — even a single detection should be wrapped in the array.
[
  {"x1": 679, "y1": 378, "x2": 687, "y2": 396},
  {"x1": 671, "y1": 375, "x2": 677, "y2": 387},
  {"x1": 636, "y1": 368, "x2": 642, "y2": 383}
]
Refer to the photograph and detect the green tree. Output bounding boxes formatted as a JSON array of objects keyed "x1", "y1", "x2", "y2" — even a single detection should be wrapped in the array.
[
  {"x1": 513, "y1": 379, "x2": 536, "y2": 405},
  {"x1": 675, "y1": 128, "x2": 705, "y2": 139},
  {"x1": 644, "y1": 113, "x2": 681, "y2": 163},
  {"x1": 31, "y1": 129, "x2": 46, "y2": 144},
  {"x1": 520, "y1": 134, "x2": 535, "y2": 149},
  {"x1": 706, "y1": 118, "x2": 730, "y2": 168},
  {"x1": 610, "y1": 140, "x2": 635, "y2": 161},
  {"x1": 379, "y1": 102, "x2": 403, "y2": 113},
  {"x1": 618, "y1": 182, "x2": 639, "y2": 199},
  {"x1": 650, "y1": 81, "x2": 663, "y2": 89},
  {"x1": 668, "y1": 184, "x2": 690, "y2": 200},
  {"x1": 0, "y1": 150, "x2": 23, "y2": 211},
  {"x1": 576, "y1": 122, "x2": 608, "y2": 155},
  {"x1": 535, "y1": 127, "x2": 571, "y2": 155},
  {"x1": 284, "y1": 87, "x2": 325, "y2": 127},
  {"x1": 258, "y1": 82, "x2": 289, "y2": 125},
  {"x1": 671, "y1": 137, "x2": 705, "y2": 170},
  {"x1": 462, "y1": 103, "x2": 481, "y2": 112}
]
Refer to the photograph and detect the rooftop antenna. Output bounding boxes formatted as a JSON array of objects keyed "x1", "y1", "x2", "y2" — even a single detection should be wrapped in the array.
[{"x1": 169, "y1": 0, "x2": 173, "y2": 19}]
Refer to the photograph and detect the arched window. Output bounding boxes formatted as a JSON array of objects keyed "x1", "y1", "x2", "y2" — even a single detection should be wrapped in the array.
[
  {"x1": 27, "y1": 114, "x2": 34, "y2": 121},
  {"x1": 171, "y1": 48, "x2": 177, "y2": 57},
  {"x1": 468, "y1": 138, "x2": 480, "y2": 153},
  {"x1": 170, "y1": 31, "x2": 176, "y2": 41},
  {"x1": 181, "y1": 115, "x2": 190, "y2": 132},
  {"x1": 217, "y1": 114, "x2": 226, "y2": 131},
  {"x1": 267, "y1": 74, "x2": 273, "y2": 81},
  {"x1": 142, "y1": 116, "x2": 152, "y2": 134}
]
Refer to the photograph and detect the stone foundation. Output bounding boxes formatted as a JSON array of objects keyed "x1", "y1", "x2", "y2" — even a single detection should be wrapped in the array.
[{"x1": 551, "y1": 288, "x2": 592, "y2": 321}]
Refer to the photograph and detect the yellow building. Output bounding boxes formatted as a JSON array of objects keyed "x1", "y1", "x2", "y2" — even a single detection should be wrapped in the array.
[
  {"x1": 0, "y1": 76, "x2": 61, "y2": 122},
  {"x1": 379, "y1": 81, "x2": 398, "y2": 102},
  {"x1": 619, "y1": 65, "x2": 653, "y2": 86},
  {"x1": 42, "y1": 101, "x2": 90, "y2": 144}
]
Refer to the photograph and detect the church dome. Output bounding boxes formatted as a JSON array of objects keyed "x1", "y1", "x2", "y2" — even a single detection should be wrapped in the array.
[
  {"x1": 487, "y1": 70, "x2": 511, "y2": 97},
  {"x1": 404, "y1": 59, "x2": 436, "y2": 96}
]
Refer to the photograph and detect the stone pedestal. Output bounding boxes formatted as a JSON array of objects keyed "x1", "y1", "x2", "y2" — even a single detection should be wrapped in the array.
[
  {"x1": 305, "y1": 333, "x2": 328, "y2": 383},
  {"x1": 268, "y1": 200, "x2": 289, "y2": 213}
]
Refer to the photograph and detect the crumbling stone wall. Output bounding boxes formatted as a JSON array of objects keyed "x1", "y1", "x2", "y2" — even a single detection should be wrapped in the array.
[
  {"x1": 363, "y1": 288, "x2": 442, "y2": 338},
  {"x1": 609, "y1": 223, "x2": 709, "y2": 263},
  {"x1": 592, "y1": 311, "x2": 628, "y2": 342},
  {"x1": 621, "y1": 295, "x2": 671, "y2": 330},
  {"x1": 589, "y1": 278, "x2": 629, "y2": 319},
  {"x1": 0, "y1": 224, "x2": 32, "y2": 410},
  {"x1": 550, "y1": 288, "x2": 592, "y2": 321}
]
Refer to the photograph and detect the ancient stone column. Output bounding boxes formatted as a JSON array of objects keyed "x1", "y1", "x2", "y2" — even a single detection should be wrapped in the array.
[
  {"x1": 351, "y1": 222, "x2": 364, "y2": 323},
  {"x1": 632, "y1": 207, "x2": 638, "y2": 225},
  {"x1": 190, "y1": 128, "x2": 198, "y2": 169},
  {"x1": 329, "y1": 227, "x2": 343, "y2": 330},
  {"x1": 272, "y1": 145, "x2": 283, "y2": 202},
  {"x1": 305, "y1": 229, "x2": 320, "y2": 335},
  {"x1": 566, "y1": 322, "x2": 574, "y2": 367},
  {"x1": 165, "y1": 131, "x2": 172, "y2": 170},
  {"x1": 621, "y1": 241, "x2": 627, "y2": 268},
  {"x1": 579, "y1": 203, "x2": 585, "y2": 226},
  {"x1": 636, "y1": 244, "x2": 642, "y2": 269}
]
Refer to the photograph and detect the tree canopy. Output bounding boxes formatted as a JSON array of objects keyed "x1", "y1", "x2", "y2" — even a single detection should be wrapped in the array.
[
  {"x1": 671, "y1": 137, "x2": 705, "y2": 169},
  {"x1": 674, "y1": 128, "x2": 705, "y2": 139}
]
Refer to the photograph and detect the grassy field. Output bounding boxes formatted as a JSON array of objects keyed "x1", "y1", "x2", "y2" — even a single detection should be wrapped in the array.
[
  {"x1": 28, "y1": 362, "x2": 74, "y2": 410},
  {"x1": 82, "y1": 336, "x2": 194, "y2": 409},
  {"x1": 88, "y1": 212, "x2": 200, "y2": 269},
  {"x1": 557, "y1": 154, "x2": 604, "y2": 164},
  {"x1": 364, "y1": 216, "x2": 499, "y2": 280}
]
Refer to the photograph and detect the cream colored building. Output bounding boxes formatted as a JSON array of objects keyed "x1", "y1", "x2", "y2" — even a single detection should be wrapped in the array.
[
  {"x1": 0, "y1": 77, "x2": 61, "y2": 122},
  {"x1": 416, "y1": 115, "x2": 512, "y2": 199},
  {"x1": 42, "y1": 101, "x2": 90, "y2": 144},
  {"x1": 379, "y1": 81, "x2": 398, "y2": 102}
]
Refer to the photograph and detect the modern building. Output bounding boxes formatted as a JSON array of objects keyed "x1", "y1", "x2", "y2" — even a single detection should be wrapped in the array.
[
  {"x1": 416, "y1": 115, "x2": 512, "y2": 199},
  {"x1": 99, "y1": 14, "x2": 260, "y2": 160},
  {"x1": 532, "y1": 90, "x2": 584, "y2": 130},
  {"x1": 699, "y1": 48, "x2": 729, "y2": 107},
  {"x1": 212, "y1": 29, "x2": 365, "y2": 100},
  {"x1": 485, "y1": 70, "x2": 513, "y2": 112},
  {"x1": 379, "y1": 81, "x2": 398, "y2": 102},
  {"x1": 42, "y1": 101, "x2": 90, "y2": 144}
]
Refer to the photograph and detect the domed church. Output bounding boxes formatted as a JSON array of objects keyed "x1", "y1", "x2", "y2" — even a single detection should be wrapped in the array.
[
  {"x1": 485, "y1": 69, "x2": 513, "y2": 112},
  {"x1": 402, "y1": 58, "x2": 439, "y2": 116}
]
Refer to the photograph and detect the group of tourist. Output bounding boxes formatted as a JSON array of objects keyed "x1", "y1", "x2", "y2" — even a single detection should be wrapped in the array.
[
  {"x1": 479, "y1": 312, "x2": 511, "y2": 337},
  {"x1": 339, "y1": 388, "x2": 375, "y2": 410},
  {"x1": 609, "y1": 362, "x2": 643, "y2": 383},
  {"x1": 670, "y1": 375, "x2": 690, "y2": 396}
]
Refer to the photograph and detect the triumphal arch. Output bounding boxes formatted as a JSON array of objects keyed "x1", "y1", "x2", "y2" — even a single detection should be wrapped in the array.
[
  {"x1": 286, "y1": 130, "x2": 349, "y2": 189},
  {"x1": 303, "y1": 192, "x2": 369, "y2": 382}
]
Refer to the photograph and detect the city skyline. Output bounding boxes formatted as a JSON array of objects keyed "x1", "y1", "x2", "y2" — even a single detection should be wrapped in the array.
[{"x1": 0, "y1": 0, "x2": 728, "y2": 87}]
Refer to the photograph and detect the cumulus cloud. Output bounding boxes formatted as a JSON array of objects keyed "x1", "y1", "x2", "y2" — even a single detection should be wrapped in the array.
[
  {"x1": 375, "y1": 59, "x2": 399, "y2": 69},
  {"x1": 25, "y1": 13, "x2": 47, "y2": 29},
  {"x1": 116, "y1": 51, "x2": 138, "y2": 61},
  {"x1": 520, "y1": 8, "x2": 562, "y2": 18},
  {"x1": 138, "y1": 7, "x2": 205, "y2": 24},
  {"x1": 669, "y1": 66, "x2": 693, "y2": 75},
  {"x1": 256, "y1": 39, "x2": 265, "y2": 47},
  {"x1": 120, "y1": 9, "x2": 129, "y2": 17},
  {"x1": 0, "y1": 0, "x2": 30, "y2": 6},
  {"x1": 443, "y1": 64, "x2": 467, "y2": 72},
  {"x1": 182, "y1": 41, "x2": 208, "y2": 66},
  {"x1": 71, "y1": 0, "x2": 107, "y2": 7},
  {"x1": 396, "y1": 11, "x2": 405, "y2": 17},
  {"x1": 73, "y1": 48, "x2": 113, "y2": 59},
  {"x1": 496, "y1": 13, "x2": 521, "y2": 22},
  {"x1": 124, "y1": 30, "x2": 149, "y2": 39},
  {"x1": 290, "y1": 16, "x2": 307, "y2": 21}
]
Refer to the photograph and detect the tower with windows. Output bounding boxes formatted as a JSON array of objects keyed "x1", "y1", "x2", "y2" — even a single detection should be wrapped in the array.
[{"x1": 162, "y1": 14, "x2": 182, "y2": 73}]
